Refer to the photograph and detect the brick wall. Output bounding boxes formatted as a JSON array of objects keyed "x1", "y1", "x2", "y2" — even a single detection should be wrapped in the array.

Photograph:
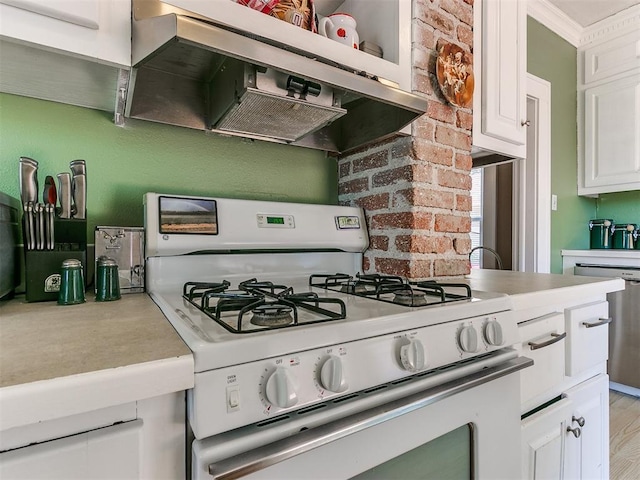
[{"x1": 337, "y1": 0, "x2": 474, "y2": 279}]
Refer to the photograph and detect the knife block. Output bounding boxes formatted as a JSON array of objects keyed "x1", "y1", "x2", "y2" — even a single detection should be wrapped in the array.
[{"x1": 24, "y1": 218, "x2": 87, "y2": 302}]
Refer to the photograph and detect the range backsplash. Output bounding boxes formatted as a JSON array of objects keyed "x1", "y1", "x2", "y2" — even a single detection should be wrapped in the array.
[{"x1": 338, "y1": 0, "x2": 474, "y2": 280}]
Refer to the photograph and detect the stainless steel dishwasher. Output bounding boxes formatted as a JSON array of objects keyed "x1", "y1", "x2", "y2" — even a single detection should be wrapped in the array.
[{"x1": 574, "y1": 264, "x2": 640, "y2": 394}]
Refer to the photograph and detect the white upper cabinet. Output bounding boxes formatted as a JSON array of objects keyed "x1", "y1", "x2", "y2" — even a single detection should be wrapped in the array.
[
  {"x1": 0, "y1": 0, "x2": 131, "y2": 66},
  {"x1": 473, "y1": 0, "x2": 528, "y2": 159},
  {"x1": 578, "y1": 28, "x2": 640, "y2": 195},
  {"x1": 161, "y1": 0, "x2": 411, "y2": 92}
]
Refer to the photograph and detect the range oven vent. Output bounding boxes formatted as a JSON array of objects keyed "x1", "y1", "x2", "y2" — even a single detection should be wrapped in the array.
[
  {"x1": 214, "y1": 88, "x2": 345, "y2": 142},
  {"x1": 127, "y1": 0, "x2": 427, "y2": 153}
]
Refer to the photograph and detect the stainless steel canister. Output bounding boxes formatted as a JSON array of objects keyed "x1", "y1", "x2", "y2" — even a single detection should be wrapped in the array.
[{"x1": 95, "y1": 226, "x2": 144, "y2": 294}]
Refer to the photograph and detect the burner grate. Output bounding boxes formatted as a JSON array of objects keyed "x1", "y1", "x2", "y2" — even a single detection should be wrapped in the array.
[
  {"x1": 310, "y1": 273, "x2": 472, "y2": 306},
  {"x1": 182, "y1": 278, "x2": 347, "y2": 334}
]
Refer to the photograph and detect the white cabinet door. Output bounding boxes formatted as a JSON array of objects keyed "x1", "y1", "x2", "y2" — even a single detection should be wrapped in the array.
[
  {"x1": 0, "y1": 0, "x2": 130, "y2": 66},
  {"x1": 564, "y1": 374, "x2": 609, "y2": 480},
  {"x1": 521, "y1": 397, "x2": 573, "y2": 480},
  {"x1": 0, "y1": 420, "x2": 141, "y2": 479},
  {"x1": 473, "y1": 0, "x2": 527, "y2": 159},
  {"x1": 581, "y1": 74, "x2": 640, "y2": 194}
]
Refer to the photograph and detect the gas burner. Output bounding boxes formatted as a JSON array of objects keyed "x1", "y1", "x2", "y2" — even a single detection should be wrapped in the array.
[
  {"x1": 181, "y1": 279, "x2": 346, "y2": 334},
  {"x1": 392, "y1": 289, "x2": 428, "y2": 306},
  {"x1": 310, "y1": 273, "x2": 473, "y2": 307},
  {"x1": 183, "y1": 281, "x2": 231, "y2": 302},
  {"x1": 340, "y1": 280, "x2": 373, "y2": 295},
  {"x1": 250, "y1": 304, "x2": 294, "y2": 327}
]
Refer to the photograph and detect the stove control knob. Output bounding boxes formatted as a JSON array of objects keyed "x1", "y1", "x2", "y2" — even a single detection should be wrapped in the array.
[
  {"x1": 458, "y1": 325, "x2": 478, "y2": 353},
  {"x1": 483, "y1": 319, "x2": 504, "y2": 346},
  {"x1": 265, "y1": 367, "x2": 298, "y2": 409},
  {"x1": 400, "y1": 339, "x2": 426, "y2": 372},
  {"x1": 319, "y1": 355, "x2": 348, "y2": 393}
]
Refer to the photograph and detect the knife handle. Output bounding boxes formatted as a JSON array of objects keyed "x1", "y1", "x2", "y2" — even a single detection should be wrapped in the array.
[
  {"x1": 57, "y1": 172, "x2": 72, "y2": 219},
  {"x1": 19, "y1": 157, "x2": 39, "y2": 204},
  {"x1": 46, "y1": 204, "x2": 55, "y2": 250},
  {"x1": 25, "y1": 201, "x2": 35, "y2": 251},
  {"x1": 36, "y1": 203, "x2": 44, "y2": 250},
  {"x1": 72, "y1": 173, "x2": 86, "y2": 220}
]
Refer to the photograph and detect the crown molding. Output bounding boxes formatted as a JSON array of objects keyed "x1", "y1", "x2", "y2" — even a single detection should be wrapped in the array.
[
  {"x1": 580, "y1": 4, "x2": 640, "y2": 47},
  {"x1": 528, "y1": 0, "x2": 640, "y2": 49},
  {"x1": 527, "y1": 0, "x2": 582, "y2": 47}
]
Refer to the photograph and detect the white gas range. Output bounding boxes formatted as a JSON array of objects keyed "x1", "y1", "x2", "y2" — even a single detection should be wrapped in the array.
[{"x1": 144, "y1": 193, "x2": 531, "y2": 480}]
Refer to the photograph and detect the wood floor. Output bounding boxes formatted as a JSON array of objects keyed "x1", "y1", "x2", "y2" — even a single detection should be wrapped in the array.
[{"x1": 610, "y1": 390, "x2": 640, "y2": 480}]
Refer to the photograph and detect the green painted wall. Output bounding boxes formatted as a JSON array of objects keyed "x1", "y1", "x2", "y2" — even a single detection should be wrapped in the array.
[
  {"x1": 527, "y1": 18, "x2": 596, "y2": 273},
  {"x1": 528, "y1": 18, "x2": 640, "y2": 271},
  {"x1": 596, "y1": 191, "x2": 640, "y2": 224},
  {"x1": 0, "y1": 93, "x2": 338, "y2": 236}
]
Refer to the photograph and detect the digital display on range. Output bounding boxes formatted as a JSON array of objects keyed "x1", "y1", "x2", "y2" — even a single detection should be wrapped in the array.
[
  {"x1": 267, "y1": 217, "x2": 285, "y2": 225},
  {"x1": 159, "y1": 197, "x2": 218, "y2": 235}
]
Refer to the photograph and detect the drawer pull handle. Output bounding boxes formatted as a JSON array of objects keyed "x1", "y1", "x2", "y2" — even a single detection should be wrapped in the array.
[
  {"x1": 528, "y1": 332, "x2": 566, "y2": 351},
  {"x1": 572, "y1": 416, "x2": 585, "y2": 427},
  {"x1": 582, "y1": 317, "x2": 612, "y2": 328},
  {"x1": 567, "y1": 425, "x2": 581, "y2": 438}
]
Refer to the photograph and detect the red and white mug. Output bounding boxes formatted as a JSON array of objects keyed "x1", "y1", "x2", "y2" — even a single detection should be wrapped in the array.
[{"x1": 318, "y1": 13, "x2": 359, "y2": 49}]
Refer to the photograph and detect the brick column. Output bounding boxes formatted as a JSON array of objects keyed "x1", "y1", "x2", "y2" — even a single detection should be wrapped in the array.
[{"x1": 338, "y1": 0, "x2": 474, "y2": 279}]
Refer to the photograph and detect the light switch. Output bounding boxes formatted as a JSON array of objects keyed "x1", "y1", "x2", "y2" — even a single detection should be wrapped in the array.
[
  {"x1": 551, "y1": 195, "x2": 558, "y2": 211},
  {"x1": 227, "y1": 386, "x2": 240, "y2": 412}
]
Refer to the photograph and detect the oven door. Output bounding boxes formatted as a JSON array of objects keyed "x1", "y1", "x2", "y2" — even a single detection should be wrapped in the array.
[{"x1": 193, "y1": 355, "x2": 531, "y2": 480}]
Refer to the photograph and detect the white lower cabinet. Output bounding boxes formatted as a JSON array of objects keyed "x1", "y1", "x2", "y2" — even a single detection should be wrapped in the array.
[
  {"x1": 564, "y1": 374, "x2": 609, "y2": 480},
  {"x1": 521, "y1": 374, "x2": 609, "y2": 480},
  {"x1": 0, "y1": 392, "x2": 187, "y2": 480},
  {"x1": 0, "y1": 420, "x2": 141, "y2": 479},
  {"x1": 521, "y1": 397, "x2": 573, "y2": 479}
]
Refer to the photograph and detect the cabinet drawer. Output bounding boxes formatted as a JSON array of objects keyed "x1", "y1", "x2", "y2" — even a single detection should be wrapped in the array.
[
  {"x1": 0, "y1": 420, "x2": 141, "y2": 479},
  {"x1": 583, "y1": 30, "x2": 640, "y2": 84},
  {"x1": 565, "y1": 301, "x2": 610, "y2": 376},
  {"x1": 518, "y1": 312, "x2": 566, "y2": 406}
]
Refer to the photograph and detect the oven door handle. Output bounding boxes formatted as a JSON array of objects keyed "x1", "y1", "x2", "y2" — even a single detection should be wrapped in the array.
[{"x1": 207, "y1": 355, "x2": 533, "y2": 480}]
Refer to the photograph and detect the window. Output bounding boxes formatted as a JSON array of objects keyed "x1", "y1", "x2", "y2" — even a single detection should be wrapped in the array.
[{"x1": 470, "y1": 168, "x2": 483, "y2": 269}]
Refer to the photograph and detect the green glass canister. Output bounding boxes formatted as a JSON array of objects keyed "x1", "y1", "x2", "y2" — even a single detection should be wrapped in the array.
[
  {"x1": 58, "y1": 258, "x2": 86, "y2": 305},
  {"x1": 589, "y1": 219, "x2": 614, "y2": 249},
  {"x1": 95, "y1": 256, "x2": 121, "y2": 302},
  {"x1": 612, "y1": 223, "x2": 638, "y2": 250}
]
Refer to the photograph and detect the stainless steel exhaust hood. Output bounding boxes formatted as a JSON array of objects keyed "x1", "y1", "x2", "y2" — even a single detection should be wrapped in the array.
[{"x1": 126, "y1": 0, "x2": 427, "y2": 154}]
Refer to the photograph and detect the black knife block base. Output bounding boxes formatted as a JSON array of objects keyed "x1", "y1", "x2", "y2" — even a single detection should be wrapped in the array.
[
  {"x1": 25, "y1": 249, "x2": 87, "y2": 302},
  {"x1": 24, "y1": 218, "x2": 87, "y2": 302}
]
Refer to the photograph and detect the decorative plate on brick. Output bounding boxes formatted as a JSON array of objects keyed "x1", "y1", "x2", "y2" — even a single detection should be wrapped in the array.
[{"x1": 436, "y1": 43, "x2": 474, "y2": 108}]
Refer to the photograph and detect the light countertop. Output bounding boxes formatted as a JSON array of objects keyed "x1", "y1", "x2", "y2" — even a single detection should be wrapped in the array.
[
  {"x1": 0, "y1": 271, "x2": 626, "y2": 431},
  {"x1": 466, "y1": 269, "x2": 626, "y2": 310},
  {"x1": 0, "y1": 293, "x2": 194, "y2": 431}
]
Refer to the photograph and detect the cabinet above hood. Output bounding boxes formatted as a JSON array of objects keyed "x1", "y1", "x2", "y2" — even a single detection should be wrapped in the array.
[{"x1": 126, "y1": 0, "x2": 427, "y2": 154}]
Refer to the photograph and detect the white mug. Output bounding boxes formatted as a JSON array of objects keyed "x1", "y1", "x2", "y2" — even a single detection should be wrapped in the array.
[{"x1": 318, "y1": 13, "x2": 359, "y2": 50}]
